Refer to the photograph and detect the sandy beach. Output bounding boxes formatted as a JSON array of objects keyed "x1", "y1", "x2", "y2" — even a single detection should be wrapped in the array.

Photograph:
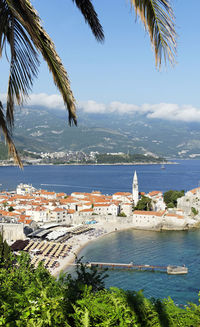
[{"x1": 51, "y1": 222, "x2": 133, "y2": 277}]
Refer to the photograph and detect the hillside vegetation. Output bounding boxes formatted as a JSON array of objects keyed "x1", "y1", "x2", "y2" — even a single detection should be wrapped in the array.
[{"x1": 0, "y1": 239, "x2": 200, "y2": 327}]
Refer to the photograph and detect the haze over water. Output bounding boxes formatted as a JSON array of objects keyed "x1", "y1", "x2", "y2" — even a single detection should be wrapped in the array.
[{"x1": 1, "y1": 159, "x2": 200, "y2": 305}]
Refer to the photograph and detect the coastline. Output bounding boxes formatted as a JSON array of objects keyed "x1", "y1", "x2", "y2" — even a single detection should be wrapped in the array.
[
  {"x1": 51, "y1": 221, "x2": 197, "y2": 277},
  {"x1": 51, "y1": 222, "x2": 133, "y2": 277},
  {"x1": 0, "y1": 161, "x2": 177, "y2": 167}
]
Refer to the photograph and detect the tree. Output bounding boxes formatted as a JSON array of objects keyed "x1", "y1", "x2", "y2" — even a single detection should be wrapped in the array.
[
  {"x1": 8, "y1": 206, "x2": 14, "y2": 212},
  {"x1": 164, "y1": 190, "x2": 185, "y2": 208},
  {"x1": 0, "y1": 1, "x2": 176, "y2": 166},
  {"x1": 0, "y1": 251, "x2": 200, "y2": 326},
  {"x1": 2, "y1": 201, "x2": 7, "y2": 208},
  {"x1": 118, "y1": 211, "x2": 127, "y2": 217},
  {"x1": 134, "y1": 195, "x2": 153, "y2": 211},
  {"x1": 191, "y1": 207, "x2": 198, "y2": 216},
  {"x1": 0, "y1": 233, "x2": 13, "y2": 268}
]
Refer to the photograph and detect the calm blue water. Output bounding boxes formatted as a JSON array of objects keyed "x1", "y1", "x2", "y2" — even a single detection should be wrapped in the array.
[
  {"x1": 1, "y1": 159, "x2": 200, "y2": 194},
  {"x1": 1, "y1": 160, "x2": 200, "y2": 304},
  {"x1": 79, "y1": 229, "x2": 200, "y2": 305}
]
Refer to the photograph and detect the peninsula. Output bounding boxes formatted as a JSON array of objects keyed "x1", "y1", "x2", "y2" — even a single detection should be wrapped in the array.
[{"x1": 1, "y1": 171, "x2": 200, "y2": 275}]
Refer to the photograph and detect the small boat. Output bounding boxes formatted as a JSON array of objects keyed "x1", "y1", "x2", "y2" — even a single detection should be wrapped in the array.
[
  {"x1": 167, "y1": 265, "x2": 188, "y2": 275},
  {"x1": 161, "y1": 164, "x2": 165, "y2": 170}
]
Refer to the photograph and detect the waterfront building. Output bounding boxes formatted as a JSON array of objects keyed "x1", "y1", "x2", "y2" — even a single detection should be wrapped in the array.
[
  {"x1": 93, "y1": 203, "x2": 119, "y2": 216},
  {"x1": 177, "y1": 187, "x2": 200, "y2": 216},
  {"x1": 132, "y1": 171, "x2": 139, "y2": 206},
  {"x1": 0, "y1": 182, "x2": 198, "y2": 237},
  {"x1": 132, "y1": 210, "x2": 165, "y2": 229},
  {"x1": 16, "y1": 183, "x2": 36, "y2": 195}
]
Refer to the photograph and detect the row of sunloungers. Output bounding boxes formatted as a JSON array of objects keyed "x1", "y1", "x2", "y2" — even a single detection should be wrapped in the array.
[
  {"x1": 24, "y1": 240, "x2": 72, "y2": 259},
  {"x1": 31, "y1": 255, "x2": 59, "y2": 270},
  {"x1": 71, "y1": 225, "x2": 92, "y2": 235}
]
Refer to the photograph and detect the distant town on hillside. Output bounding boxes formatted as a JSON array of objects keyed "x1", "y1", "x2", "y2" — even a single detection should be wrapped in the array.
[{"x1": 0, "y1": 150, "x2": 168, "y2": 166}]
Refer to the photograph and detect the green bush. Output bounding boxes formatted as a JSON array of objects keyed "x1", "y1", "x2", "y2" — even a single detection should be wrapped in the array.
[{"x1": 0, "y1": 240, "x2": 200, "y2": 326}]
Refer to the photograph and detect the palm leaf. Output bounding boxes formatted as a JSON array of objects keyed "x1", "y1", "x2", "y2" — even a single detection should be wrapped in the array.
[
  {"x1": 4, "y1": 12, "x2": 39, "y2": 127},
  {"x1": 6, "y1": 0, "x2": 77, "y2": 125},
  {"x1": 0, "y1": 101, "x2": 23, "y2": 168},
  {"x1": 131, "y1": 0, "x2": 176, "y2": 67},
  {"x1": 72, "y1": 0, "x2": 104, "y2": 42}
]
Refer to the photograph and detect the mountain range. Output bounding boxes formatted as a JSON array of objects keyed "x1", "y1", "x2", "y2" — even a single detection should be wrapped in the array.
[{"x1": 1, "y1": 106, "x2": 200, "y2": 159}]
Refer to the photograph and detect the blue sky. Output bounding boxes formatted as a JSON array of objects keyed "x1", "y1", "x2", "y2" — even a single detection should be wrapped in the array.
[{"x1": 1, "y1": 0, "x2": 200, "y2": 121}]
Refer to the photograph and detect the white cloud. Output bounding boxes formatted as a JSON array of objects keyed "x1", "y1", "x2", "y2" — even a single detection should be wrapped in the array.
[
  {"x1": 1, "y1": 93, "x2": 200, "y2": 123},
  {"x1": 79, "y1": 100, "x2": 106, "y2": 113},
  {"x1": 27, "y1": 93, "x2": 65, "y2": 109},
  {"x1": 79, "y1": 100, "x2": 200, "y2": 123},
  {"x1": 0, "y1": 93, "x2": 65, "y2": 109}
]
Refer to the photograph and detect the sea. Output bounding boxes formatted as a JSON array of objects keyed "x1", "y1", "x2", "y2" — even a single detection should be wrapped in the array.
[{"x1": 1, "y1": 159, "x2": 200, "y2": 305}]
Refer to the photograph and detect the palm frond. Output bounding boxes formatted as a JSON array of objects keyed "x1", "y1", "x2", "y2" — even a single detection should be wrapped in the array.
[
  {"x1": 72, "y1": 0, "x2": 104, "y2": 42},
  {"x1": 0, "y1": 1, "x2": 39, "y2": 127},
  {"x1": 0, "y1": 101, "x2": 23, "y2": 168},
  {"x1": 6, "y1": 15, "x2": 39, "y2": 127},
  {"x1": 0, "y1": 2, "x2": 8, "y2": 58},
  {"x1": 131, "y1": 0, "x2": 176, "y2": 67},
  {"x1": 6, "y1": 0, "x2": 77, "y2": 125}
]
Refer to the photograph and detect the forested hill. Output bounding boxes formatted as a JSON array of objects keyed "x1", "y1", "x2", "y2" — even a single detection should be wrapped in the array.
[{"x1": 95, "y1": 153, "x2": 165, "y2": 164}]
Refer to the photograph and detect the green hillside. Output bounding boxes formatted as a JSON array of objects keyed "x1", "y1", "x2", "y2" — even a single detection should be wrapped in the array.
[{"x1": 3, "y1": 106, "x2": 199, "y2": 159}]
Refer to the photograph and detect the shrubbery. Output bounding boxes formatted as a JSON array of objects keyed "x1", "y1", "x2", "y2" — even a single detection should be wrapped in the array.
[{"x1": 0, "y1": 241, "x2": 200, "y2": 326}]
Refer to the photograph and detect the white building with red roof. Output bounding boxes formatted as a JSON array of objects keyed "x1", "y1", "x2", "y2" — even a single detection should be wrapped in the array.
[
  {"x1": 112, "y1": 192, "x2": 132, "y2": 203},
  {"x1": 147, "y1": 191, "x2": 166, "y2": 211},
  {"x1": 26, "y1": 206, "x2": 49, "y2": 223},
  {"x1": 133, "y1": 210, "x2": 165, "y2": 229},
  {"x1": 50, "y1": 207, "x2": 68, "y2": 223},
  {"x1": 93, "y1": 203, "x2": 119, "y2": 216}
]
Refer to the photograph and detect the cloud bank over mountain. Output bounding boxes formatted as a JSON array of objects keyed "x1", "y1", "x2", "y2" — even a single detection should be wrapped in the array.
[
  {"x1": 1, "y1": 93, "x2": 199, "y2": 123},
  {"x1": 80, "y1": 101, "x2": 200, "y2": 123}
]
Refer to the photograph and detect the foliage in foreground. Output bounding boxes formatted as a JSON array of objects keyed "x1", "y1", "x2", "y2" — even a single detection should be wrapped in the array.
[{"x1": 0, "y1": 252, "x2": 200, "y2": 326}]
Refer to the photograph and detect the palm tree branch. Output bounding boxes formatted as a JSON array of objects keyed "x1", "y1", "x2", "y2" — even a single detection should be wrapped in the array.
[
  {"x1": 5, "y1": 15, "x2": 39, "y2": 127},
  {"x1": 6, "y1": 0, "x2": 77, "y2": 125},
  {"x1": 131, "y1": 0, "x2": 176, "y2": 67},
  {"x1": 0, "y1": 101, "x2": 23, "y2": 168},
  {"x1": 72, "y1": 0, "x2": 104, "y2": 42},
  {"x1": 1, "y1": 1, "x2": 39, "y2": 127},
  {"x1": 0, "y1": 2, "x2": 8, "y2": 58}
]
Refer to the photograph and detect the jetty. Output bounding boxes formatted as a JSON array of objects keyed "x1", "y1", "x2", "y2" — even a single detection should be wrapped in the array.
[{"x1": 87, "y1": 262, "x2": 188, "y2": 275}]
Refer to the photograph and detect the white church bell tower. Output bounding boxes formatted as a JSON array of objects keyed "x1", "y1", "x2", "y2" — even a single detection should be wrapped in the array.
[{"x1": 132, "y1": 170, "x2": 139, "y2": 206}]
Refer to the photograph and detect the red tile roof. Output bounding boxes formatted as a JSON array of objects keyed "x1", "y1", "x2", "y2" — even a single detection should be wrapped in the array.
[
  {"x1": 80, "y1": 208, "x2": 93, "y2": 212},
  {"x1": 148, "y1": 191, "x2": 162, "y2": 197},
  {"x1": 67, "y1": 209, "x2": 75, "y2": 214},
  {"x1": 133, "y1": 210, "x2": 165, "y2": 217},
  {"x1": 165, "y1": 213, "x2": 184, "y2": 219},
  {"x1": 114, "y1": 192, "x2": 132, "y2": 196}
]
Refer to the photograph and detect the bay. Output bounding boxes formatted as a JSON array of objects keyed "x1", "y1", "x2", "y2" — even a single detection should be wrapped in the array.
[
  {"x1": 1, "y1": 159, "x2": 200, "y2": 194},
  {"x1": 79, "y1": 229, "x2": 200, "y2": 305},
  {"x1": 1, "y1": 159, "x2": 200, "y2": 305}
]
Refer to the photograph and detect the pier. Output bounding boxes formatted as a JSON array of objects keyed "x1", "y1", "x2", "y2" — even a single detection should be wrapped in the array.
[{"x1": 87, "y1": 262, "x2": 188, "y2": 275}]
